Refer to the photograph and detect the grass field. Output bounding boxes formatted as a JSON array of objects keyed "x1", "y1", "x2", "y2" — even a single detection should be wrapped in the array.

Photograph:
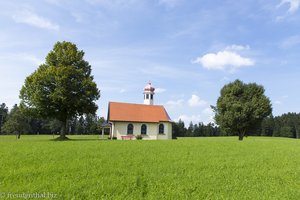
[{"x1": 1, "y1": 135, "x2": 300, "y2": 199}]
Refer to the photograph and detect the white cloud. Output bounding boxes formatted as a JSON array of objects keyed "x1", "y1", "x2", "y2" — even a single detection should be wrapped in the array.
[
  {"x1": 277, "y1": 0, "x2": 300, "y2": 14},
  {"x1": 0, "y1": 53, "x2": 43, "y2": 66},
  {"x1": 274, "y1": 100, "x2": 282, "y2": 105},
  {"x1": 176, "y1": 114, "x2": 202, "y2": 125},
  {"x1": 119, "y1": 89, "x2": 126, "y2": 93},
  {"x1": 273, "y1": 95, "x2": 288, "y2": 105},
  {"x1": 193, "y1": 46, "x2": 255, "y2": 72},
  {"x1": 45, "y1": 0, "x2": 62, "y2": 6},
  {"x1": 220, "y1": 76, "x2": 230, "y2": 82},
  {"x1": 188, "y1": 95, "x2": 207, "y2": 107},
  {"x1": 174, "y1": 95, "x2": 214, "y2": 126},
  {"x1": 155, "y1": 88, "x2": 166, "y2": 93},
  {"x1": 280, "y1": 35, "x2": 300, "y2": 48},
  {"x1": 12, "y1": 10, "x2": 59, "y2": 31},
  {"x1": 140, "y1": 64, "x2": 196, "y2": 79},
  {"x1": 158, "y1": 0, "x2": 181, "y2": 7},
  {"x1": 175, "y1": 107, "x2": 214, "y2": 126},
  {"x1": 86, "y1": 0, "x2": 142, "y2": 10},
  {"x1": 165, "y1": 99, "x2": 184, "y2": 107},
  {"x1": 225, "y1": 44, "x2": 250, "y2": 51},
  {"x1": 282, "y1": 95, "x2": 289, "y2": 99},
  {"x1": 18, "y1": 53, "x2": 43, "y2": 66}
]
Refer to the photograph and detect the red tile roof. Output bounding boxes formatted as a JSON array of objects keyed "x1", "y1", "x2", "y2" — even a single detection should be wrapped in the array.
[{"x1": 108, "y1": 102, "x2": 172, "y2": 123}]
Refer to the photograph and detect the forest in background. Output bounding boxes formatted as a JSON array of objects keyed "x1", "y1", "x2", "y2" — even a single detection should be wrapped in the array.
[{"x1": 1, "y1": 103, "x2": 300, "y2": 138}]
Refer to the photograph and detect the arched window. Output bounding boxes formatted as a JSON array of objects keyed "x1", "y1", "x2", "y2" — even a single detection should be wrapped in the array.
[
  {"x1": 159, "y1": 124, "x2": 164, "y2": 134},
  {"x1": 127, "y1": 124, "x2": 134, "y2": 135},
  {"x1": 141, "y1": 124, "x2": 147, "y2": 135}
]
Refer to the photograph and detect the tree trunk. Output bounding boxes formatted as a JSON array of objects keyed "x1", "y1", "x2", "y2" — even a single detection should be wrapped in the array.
[
  {"x1": 238, "y1": 131, "x2": 244, "y2": 141},
  {"x1": 59, "y1": 120, "x2": 68, "y2": 139}
]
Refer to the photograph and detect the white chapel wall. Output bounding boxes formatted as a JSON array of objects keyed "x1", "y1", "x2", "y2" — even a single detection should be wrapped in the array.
[{"x1": 112, "y1": 121, "x2": 172, "y2": 140}]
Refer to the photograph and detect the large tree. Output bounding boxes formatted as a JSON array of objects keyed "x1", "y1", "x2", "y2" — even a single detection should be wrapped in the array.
[
  {"x1": 213, "y1": 80, "x2": 272, "y2": 140},
  {"x1": 20, "y1": 41, "x2": 100, "y2": 139}
]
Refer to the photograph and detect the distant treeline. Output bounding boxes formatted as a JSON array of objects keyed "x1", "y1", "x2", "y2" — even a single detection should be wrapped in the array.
[
  {"x1": 173, "y1": 113, "x2": 300, "y2": 138},
  {"x1": 0, "y1": 103, "x2": 104, "y2": 135},
  {"x1": 259, "y1": 113, "x2": 300, "y2": 138},
  {"x1": 172, "y1": 121, "x2": 222, "y2": 138},
  {"x1": 1, "y1": 103, "x2": 300, "y2": 138}
]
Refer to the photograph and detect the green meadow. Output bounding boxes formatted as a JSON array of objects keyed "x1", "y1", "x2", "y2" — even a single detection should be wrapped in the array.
[{"x1": 1, "y1": 135, "x2": 300, "y2": 199}]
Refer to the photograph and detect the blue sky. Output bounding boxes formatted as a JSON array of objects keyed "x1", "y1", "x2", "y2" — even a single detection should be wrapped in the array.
[{"x1": 1, "y1": 0, "x2": 300, "y2": 125}]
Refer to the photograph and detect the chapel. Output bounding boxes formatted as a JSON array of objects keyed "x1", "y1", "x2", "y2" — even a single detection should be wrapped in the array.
[{"x1": 106, "y1": 83, "x2": 172, "y2": 140}]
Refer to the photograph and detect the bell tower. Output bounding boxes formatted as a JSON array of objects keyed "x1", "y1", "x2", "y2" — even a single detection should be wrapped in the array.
[{"x1": 143, "y1": 82, "x2": 155, "y2": 105}]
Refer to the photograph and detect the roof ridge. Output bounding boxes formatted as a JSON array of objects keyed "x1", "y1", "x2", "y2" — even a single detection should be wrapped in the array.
[{"x1": 109, "y1": 101, "x2": 164, "y2": 107}]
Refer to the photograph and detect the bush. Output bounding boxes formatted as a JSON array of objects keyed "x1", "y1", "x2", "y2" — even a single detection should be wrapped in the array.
[
  {"x1": 135, "y1": 135, "x2": 143, "y2": 140},
  {"x1": 108, "y1": 136, "x2": 117, "y2": 140}
]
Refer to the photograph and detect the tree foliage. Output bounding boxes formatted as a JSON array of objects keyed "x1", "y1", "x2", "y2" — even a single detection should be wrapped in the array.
[
  {"x1": 2, "y1": 104, "x2": 31, "y2": 137},
  {"x1": 213, "y1": 80, "x2": 272, "y2": 140},
  {"x1": 172, "y1": 120, "x2": 221, "y2": 138},
  {"x1": 172, "y1": 119, "x2": 187, "y2": 138},
  {"x1": 20, "y1": 41, "x2": 100, "y2": 139},
  {"x1": 260, "y1": 112, "x2": 300, "y2": 138},
  {"x1": 0, "y1": 103, "x2": 8, "y2": 134},
  {"x1": 1, "y1": 104, "x2": 103, "y2": 135}
]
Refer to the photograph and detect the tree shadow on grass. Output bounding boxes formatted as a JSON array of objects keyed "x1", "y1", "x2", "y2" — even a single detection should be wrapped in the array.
[{"x1": 50, "y1": 136, "x2": 107, "y2": 142}]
